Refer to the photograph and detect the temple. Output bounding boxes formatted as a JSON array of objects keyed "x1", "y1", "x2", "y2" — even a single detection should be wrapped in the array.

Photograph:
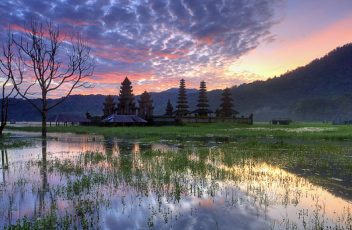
[
  {"x1": 84, "y1": 77, "x2": 253, "y2": 125},
  {"x1": 116, "y1": 77, "x2": 137, "y2": 115}
]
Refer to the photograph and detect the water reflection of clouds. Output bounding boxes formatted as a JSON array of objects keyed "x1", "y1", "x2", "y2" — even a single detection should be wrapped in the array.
[
  {"x1": 216, "y1": 161, "x2": 351, "y2": 228},
  {"x1": 1, "y1": 132, "x2": 351, "y2": 229},
  {"x1": 103, "y1": 187, "x2": 270, "y2": 229}
]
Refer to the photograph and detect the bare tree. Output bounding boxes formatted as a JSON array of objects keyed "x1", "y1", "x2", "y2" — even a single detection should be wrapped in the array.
[
  {"x1": 0, "y1": 30, "x2": 17, "y2": 136},
  {"x1": 11, "y1": 20, "x2": 94, "y2": 138}
]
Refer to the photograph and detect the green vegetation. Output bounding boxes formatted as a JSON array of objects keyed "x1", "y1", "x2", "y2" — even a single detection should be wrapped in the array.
[
  {"x1": 7, "y1": 122, "x2": 352, "y2": 141},
  {"x1": 0, "y1": 134, "x2": 29, "y2": 148}
]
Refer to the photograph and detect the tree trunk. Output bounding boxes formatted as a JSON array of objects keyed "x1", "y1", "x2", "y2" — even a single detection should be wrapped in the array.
[
  {"x1": 42, "y1": 92, "x2": 47, "y2": 139},
  {"x1": 42, "y1": 111, "x2": 47, "y2": 139},
  {"x1": 0, "y1": 99, "x2": 6, "y2": 137}
]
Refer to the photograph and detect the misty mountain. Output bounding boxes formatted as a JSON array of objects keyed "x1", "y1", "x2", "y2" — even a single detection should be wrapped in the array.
[
  {"x1": 6, "y1": 43, "x2": 352, "y2": 122},
  {"x1": 231, "y1": 43, "x2": 352, "y2": 121}
]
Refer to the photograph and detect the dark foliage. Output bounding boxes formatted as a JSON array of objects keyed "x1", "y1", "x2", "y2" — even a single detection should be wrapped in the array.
[
  {"x1": 217, "y1": 88, "x2": 238, "y2": 118},
  {"x1": 164, "y1": 99, "x2": 174, "y2": 116},
  {"x1": 102, "y1": 95, "x2": 115, "y2": 118},
  {"x1": 138, "y1": 91, "x2": 153, "y2": 120},
  {"x1": 231, "y1": 43, "x2": 352, "y2": 120}
]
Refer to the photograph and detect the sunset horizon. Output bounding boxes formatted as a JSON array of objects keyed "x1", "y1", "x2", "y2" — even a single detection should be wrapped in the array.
[{"x1": 1, "y1": 0, "x2": 351, "y2": 95}]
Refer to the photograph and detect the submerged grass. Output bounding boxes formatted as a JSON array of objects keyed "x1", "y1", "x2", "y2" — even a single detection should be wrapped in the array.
[
  {"x1": 3, "y1": 142, "x2": 352, "y2": 229},
  {"x1": 3, "y1": 122, "x2": 352, "y2": 229},
  {"x1": 0, "y1": 134, "x2": 29, "y2": 149},
  {"x1": 219, "y1": 141, "x2": 352, "y2": 196}
]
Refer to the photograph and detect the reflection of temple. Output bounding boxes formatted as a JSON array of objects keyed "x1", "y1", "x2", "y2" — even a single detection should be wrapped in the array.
[
  {"x1": 103, "y1": 137, "x2": 120, "y2": 156},
  {"x1": 101, "y1": 139, "x2": 175, "y2": 172},
  {"x1": 132, "y1": 143, "x2": 141, "y2": 170},
  {"x1": 151, "y1": 144, "x2": 178, "y2": 153},
  {"x1": 132, "y1": 143, "x2": 140, "y2": 154}
]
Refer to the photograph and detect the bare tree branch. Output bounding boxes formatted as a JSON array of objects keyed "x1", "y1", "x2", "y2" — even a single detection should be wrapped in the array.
[
  {"x1": 9, "y1": 19, "x2": 94, "y2": 137},
  {"x1": 0, "y1": 29, "x2": 20, "y2": 135}
]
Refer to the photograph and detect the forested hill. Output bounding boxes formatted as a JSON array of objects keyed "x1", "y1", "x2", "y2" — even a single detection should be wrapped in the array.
[
  {"x1": 231, "y1": 43, "x2": 352, "y2": 121},
  {"x1": 7, "y1": 43, "x2": 352, "y2": 122}
]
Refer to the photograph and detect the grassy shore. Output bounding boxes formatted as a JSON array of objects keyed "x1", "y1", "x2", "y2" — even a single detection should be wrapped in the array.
[
  {"x1": 6, "y1": 122, "x2": 352, "y2": 141},
  {"x1": 6, "y1": 122, "x2": 352, "y2": 197}
]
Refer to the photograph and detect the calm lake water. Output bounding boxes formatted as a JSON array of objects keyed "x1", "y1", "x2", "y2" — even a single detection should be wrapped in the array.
[{"x1": 0, "y1": 132, "x2": 351, "y2": 229}]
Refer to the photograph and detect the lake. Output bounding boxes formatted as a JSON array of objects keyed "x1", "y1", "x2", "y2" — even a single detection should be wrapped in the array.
[{"x1": 0, "y1": 131, "x2": 351, "y2": 229}]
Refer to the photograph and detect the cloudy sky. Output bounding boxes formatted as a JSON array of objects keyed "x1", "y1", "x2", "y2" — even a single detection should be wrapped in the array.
[{"x1": 0, "y1": 0, "x2": 352, "y2": 96}]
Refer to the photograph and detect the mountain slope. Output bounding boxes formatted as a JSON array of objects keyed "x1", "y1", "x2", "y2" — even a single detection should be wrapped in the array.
[{"x1": 231, "y1": 43, "x2": 352, "y2": 120}]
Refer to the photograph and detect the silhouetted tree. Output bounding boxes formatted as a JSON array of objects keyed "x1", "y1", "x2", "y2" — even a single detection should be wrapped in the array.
[
  {"x1": 102, "y1": 95, "x2": 115, "y2": 118},
  {"x1": 196, "y1": 81, "x2": 210, "y2": 117},
  {"x1": 175, "y1": 79, "x2": 189, "y2": 117},
  {"x1": 217, "y1": 88, "x2": 238, "y2": 118},
  {"x1": 10, "y1": 20, "x2": 94, "y2": 138},
  {"x1": 164, "y1": 99, "x2": 174, "y2": 116},
  {"x1": 0, "y1": 30, "x2": 18, "y2": 136},
  {"x1": 138, "y1": 91, "x2": 153, "y2": 120},
  {"x1": 117, "y1": 77, "x2": 136, "y2": 115}
]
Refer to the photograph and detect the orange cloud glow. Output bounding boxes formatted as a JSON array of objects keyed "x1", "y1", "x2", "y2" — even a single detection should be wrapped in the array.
[
  {"x1": 88, "y1": 71, "x2": 155, "y2": 84},
  {"x1": 229, "y1": 16, "x2": 352, "y2": 80}
]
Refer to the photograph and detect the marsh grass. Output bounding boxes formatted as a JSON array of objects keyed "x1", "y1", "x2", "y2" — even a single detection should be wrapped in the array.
[
  {"x1": 4, "y1": 139, "x2": 352, "y2": 229},
  {"x1": 0, "y1": 134, "x2": 29, "y2": 149},
  {"x1": 7, "y1": 122, "x2": 352, "y2": 141},
  {"x1": 3, "y1": 123, "x2": 352, "y2": 229}
]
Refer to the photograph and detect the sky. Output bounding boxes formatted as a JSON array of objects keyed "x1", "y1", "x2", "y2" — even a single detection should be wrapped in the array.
[{"x1": 0, "y1": 0, "x2": 352, "y2": 96}]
